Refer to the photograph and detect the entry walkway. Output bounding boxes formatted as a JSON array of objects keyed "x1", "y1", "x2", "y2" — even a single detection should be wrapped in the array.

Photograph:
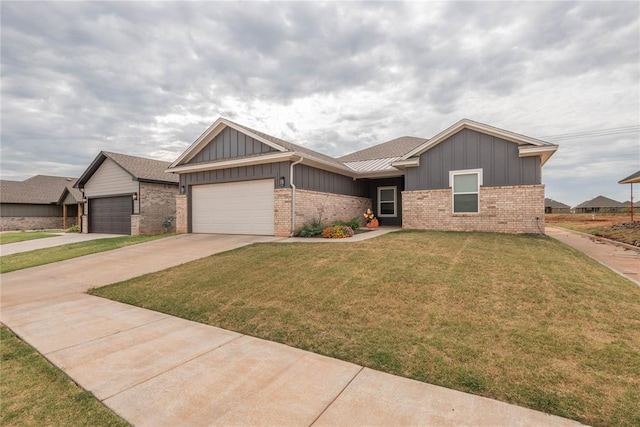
[
  {"x1": 546, "y1": 226, "x2": 640, "y2": 286},
  {"x1": 1, "y1": 234, "x2": 584, "y2": 426}
]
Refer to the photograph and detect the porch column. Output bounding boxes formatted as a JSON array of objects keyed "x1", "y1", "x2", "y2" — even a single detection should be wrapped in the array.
[{"x1": 63, "y1": 204, "x2": 68, "y2": 229}]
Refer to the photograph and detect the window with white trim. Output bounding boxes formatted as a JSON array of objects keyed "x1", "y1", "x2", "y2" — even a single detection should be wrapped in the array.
[
  {"x1": 449, "y1": 169, "x2": 483, "y2": 214},
  {"x1": 377, "y1": 186, "x2": 397, "y2": 217}
]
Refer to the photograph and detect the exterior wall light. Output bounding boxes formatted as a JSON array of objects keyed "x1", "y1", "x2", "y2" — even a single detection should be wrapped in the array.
[
  {"x1": 180, "y1": 185, "x2": 185, "y2": 194},
  {"x1": 279, "y1": 176, "x2": 286, "y2": 187},
  {"x1": 132, "y1": 192, "x2": 138, "y2": 201}
]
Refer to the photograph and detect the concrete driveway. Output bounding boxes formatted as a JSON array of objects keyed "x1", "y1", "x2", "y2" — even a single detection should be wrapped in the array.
[
  {"x1": 1, "y1": 233, "x2": 584, "y2": 426},
  {"x1": 0, "y1": 232, "x2": 124, "y2": 256}
]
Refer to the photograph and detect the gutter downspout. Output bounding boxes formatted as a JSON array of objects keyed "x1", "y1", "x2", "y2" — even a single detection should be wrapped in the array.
[{"x1": 290, "y1": 156, "x2": 304, "y2": 236}]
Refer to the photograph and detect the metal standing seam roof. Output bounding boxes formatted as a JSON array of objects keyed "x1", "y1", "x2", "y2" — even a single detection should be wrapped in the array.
[
  {"x1": 574, "y1": 195, "x2": 627, "y2": 209},
  {"x1": 0, "y1": 175, "x2": 78, "y2": 204},
  {"x1": 343, "y1": 157, "x2": 404, "y2": 172}
]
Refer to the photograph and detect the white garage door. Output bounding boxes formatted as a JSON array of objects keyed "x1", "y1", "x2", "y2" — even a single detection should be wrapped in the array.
[{"x1": 191, "y1": 179, "x2": 275, "y2": 235}]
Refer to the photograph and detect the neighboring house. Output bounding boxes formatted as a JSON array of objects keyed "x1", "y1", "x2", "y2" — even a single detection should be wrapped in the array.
[
  {"x1": 167, "y1": 117, "x2": 557, "y2": 236},
  {"x1": 619, "y1": 170, "x2": 640, "y2": 216},
  {"x1": 574, "y1": 196, "x2": 626, "y2": 213},
  {"x1": 544, "y1": 198, "x2": 571, "y2": 214},
  {"x1": 75, "y1": 152, "x2": 179, "y2": 235},
  {"x1": 0, "y1": 175, "x2": 82, "y2": 231}
]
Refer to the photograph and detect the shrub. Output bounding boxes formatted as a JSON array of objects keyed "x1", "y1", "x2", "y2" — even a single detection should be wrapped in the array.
[
  {"x1": 294, "y1": 217, "x2": 326, "y2": 237},
  {"x1": 66, "y1": 225, "x2": 80, "y2": 233},
  {"x1": 332, "y1": 217, "x2": 361, "y2": 230},
  {"x1": 321, "y1": 225, "x2": 354, "y2": 238}
]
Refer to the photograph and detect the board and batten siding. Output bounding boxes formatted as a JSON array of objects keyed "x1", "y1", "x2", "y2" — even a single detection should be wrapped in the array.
[
  {"x1": 188, "y1": 127, "x2": 276, "y2": 164},
  {"x1": 180, "y1": 162, "x2": 290, "y2": 189},
  {"x1": 293, "y1": 164, "x2": 368, "y2": 197},
  {"x1": 180, "y1": 162, "x2": 367, "y2": 198},
  {"x1": 83, "y1": 158, "x2": 139, "y2": 197},
  {"x1": 406, "y1": 129, "x2": 541, "y2": 191}
]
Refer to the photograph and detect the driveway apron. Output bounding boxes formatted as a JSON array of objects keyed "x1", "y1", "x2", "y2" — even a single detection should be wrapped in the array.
[{"x1": 1, "y1": 234, "x2": 584, "y2": 426}]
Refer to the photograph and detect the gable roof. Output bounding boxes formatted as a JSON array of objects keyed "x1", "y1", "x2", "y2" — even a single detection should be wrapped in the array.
[
  {"x1": 168, "y1": 117, "x2": 354, "y2": 176},
  {"x1": 619, "y1": 170, "x2": 640, "y2": 184},
  {"x1": 1, "y1": 175, "x2": 78, "y2": 204},
  {"x1": 76, "y1": 151, "x2": 179, "y2": 188},
  {"x1": 575, "y1": 196, "x2": 626, "y2": 209},
  {"x1": 168, "y1": 117, "x2": 558, "y2": 177},
  {"x1": 545, "y1": 198, "x2": 570, "y2": 209},
  {"x1": 398, "y1": 119, "x2": 558, "y2": 166}
]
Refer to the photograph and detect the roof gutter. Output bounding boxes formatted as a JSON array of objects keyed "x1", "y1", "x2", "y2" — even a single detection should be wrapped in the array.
[{"x1": 290, "y1": 156, "x2": 304, "y2": 237}]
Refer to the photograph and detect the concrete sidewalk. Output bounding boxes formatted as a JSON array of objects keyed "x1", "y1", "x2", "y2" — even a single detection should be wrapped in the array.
[
  {"x1": 0, "y1": 232, "x2": 124, "y2": 256},
  {"x1": 1, "y1": 233, "x2": 584, "y2": 426},
  {"x1": 546, "y1": 226, "x2": 640, "y2": 286}
]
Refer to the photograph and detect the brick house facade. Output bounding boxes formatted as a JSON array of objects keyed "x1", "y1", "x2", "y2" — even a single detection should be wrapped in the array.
[{"x1": 169, "y1": 118, "x2": 558, "y2": 236}]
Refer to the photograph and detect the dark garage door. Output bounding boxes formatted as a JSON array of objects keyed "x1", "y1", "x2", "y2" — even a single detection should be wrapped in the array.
[{"x1": 89, "y1": 196, "x2": 132, "y2": 234}]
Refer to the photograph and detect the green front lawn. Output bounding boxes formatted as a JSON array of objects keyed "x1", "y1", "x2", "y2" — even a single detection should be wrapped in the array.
[
  {"x1": 92, "y1": 231, "x2": 640, "y2": 427},
  {"x1": 0, "y1": 326, "x2": 128, "y2": 426},
  {"x1": 0, "y1": 234, "x2": 171, "y2": 273},
  {"x1": 0, "y1": 232, "x2": 59, "y2": 245}
]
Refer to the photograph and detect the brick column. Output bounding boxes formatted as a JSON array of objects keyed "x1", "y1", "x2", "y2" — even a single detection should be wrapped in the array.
[{"x1": 175, "y1": 194, "x2": 187, "y2": 234}]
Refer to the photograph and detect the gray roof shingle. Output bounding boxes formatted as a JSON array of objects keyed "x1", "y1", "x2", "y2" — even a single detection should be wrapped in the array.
[
  {"x1": 103, "y1": 152, "x2": 179, "y2": 183},
  {"x1": 76, "y1": 151, "x2": 179, "y2": 187},
  {"x1": 338, "y1": 136, "x2": 427, "y2": 162},
  {"x1": 575, "y1": 196, "x2": 626, "y2": 209},
  {"x1": 544, "y1": 198, "x2": 570, "y2": 209},
  {"x1": 1, "y1": 175, "x2": 78, "y2": 204}
]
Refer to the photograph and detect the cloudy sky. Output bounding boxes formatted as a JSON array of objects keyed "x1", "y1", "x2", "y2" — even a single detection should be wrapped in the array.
[{"x1": 1, "y1": 1, "x2": 638, "y2": 206}]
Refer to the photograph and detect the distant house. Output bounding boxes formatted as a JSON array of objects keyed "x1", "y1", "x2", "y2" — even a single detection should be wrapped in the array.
[
  {"x1": 74, "y1": 151, "x2": 179, "y2": 235},
  {"x1": 574, "y1": 196, "x2": 626, "y2": 213},
  {"x1": 0, "y1": 175, "x2": 82, "y2": 231},
  {"x1": 167, "y1": 117, "x2": 558, "y2": 235},
  {"x1": 544, "y1": 198, "x2": 571, "y2": 214}
]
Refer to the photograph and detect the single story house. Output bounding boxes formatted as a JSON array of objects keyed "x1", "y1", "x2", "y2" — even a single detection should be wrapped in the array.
[
  {"x1": 544, "y1": 198, "x2": 571, "y2": 214},
  {"x1": 619, "y1": 170, "x2": 639, "y2": 216},
  {"x1": 0, "y1": 175, "x2": 82, "y2": 231},
  {"x1": 167, "y1": 117, "x2": 558, "y2": 236},
  {"x1": 574, "y1": 196, "x2": 626, "y2": 213},
  {"x1": 75, "y1": 151, "x2": 179, "y2": 235}
]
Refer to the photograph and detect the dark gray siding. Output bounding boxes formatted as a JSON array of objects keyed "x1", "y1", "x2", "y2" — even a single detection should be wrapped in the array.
[
  {"x1": 294, "y1": 164, "x2": 368, "y2": 197},
  {"x1": 406, "y1": 129, "x2": 541, "y2": 191},
  {"x1": 0, "y1": 203, "x2": 62, "y2": 217},
  {"x1": 180, "y1": 162, "x2": 367, "y2": 197},
  {"x1": 188, "y1": 127, "x2": 275, "y2": 164},
  {"x1": 180, "y1": 162, "x2": 291, "y2": 190}
]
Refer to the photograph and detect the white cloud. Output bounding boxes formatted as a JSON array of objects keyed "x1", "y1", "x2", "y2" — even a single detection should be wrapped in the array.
[{"x1": 1, "y1": 1, "x2": 638, "y2": 207}]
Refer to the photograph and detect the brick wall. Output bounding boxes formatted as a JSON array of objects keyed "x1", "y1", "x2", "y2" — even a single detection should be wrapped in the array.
[
  {"x1": 402, "y1": 185, "x2": 545, "y2": 234},
  {"x1": 175, "y1": 194, "x2": 187, "y2": 234},
  {"x1": 274, "y1": 189, "x2": 372, "y2": 237},
  {"x1": 0, "y1": 216, "x2": 68, "y2": 231},
  {"x1": 131, "y1": 215, "x2": 140, "y2": 236},
  {"x1": 138, "y1": 182, "x2": 178, "y2": 234},
  {"x1": 274, "y1": 189, "x2": 292, "y2": 237}
]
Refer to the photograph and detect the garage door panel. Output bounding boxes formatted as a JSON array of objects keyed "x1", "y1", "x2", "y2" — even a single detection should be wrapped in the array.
[
  {"x1": 192, "y1": 180, "x2": 274, "y2": 235},
  {"x1": 89, "y1": 196, "x2": 132, "y2": 234}
]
